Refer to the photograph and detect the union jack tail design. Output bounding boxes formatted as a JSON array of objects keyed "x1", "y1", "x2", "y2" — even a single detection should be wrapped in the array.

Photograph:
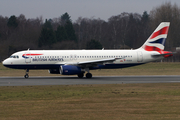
[{"x1": 141, "y1": 22, "x2": 170, "y2": 51}]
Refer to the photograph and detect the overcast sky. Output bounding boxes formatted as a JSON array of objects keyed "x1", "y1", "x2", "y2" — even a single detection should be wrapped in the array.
[{"x1": 0, "y1": 0, "x2": 180, "y2": 22}]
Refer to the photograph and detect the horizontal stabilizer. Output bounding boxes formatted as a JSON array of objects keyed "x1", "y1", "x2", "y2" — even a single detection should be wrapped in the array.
[{"x1": 151, "y1": 52, "x2": 175, "y2": 58}]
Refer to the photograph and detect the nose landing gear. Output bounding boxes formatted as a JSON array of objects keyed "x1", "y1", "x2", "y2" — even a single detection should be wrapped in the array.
[{"x1": 24, "y1": 69, "x2": 29, "y2": 78}]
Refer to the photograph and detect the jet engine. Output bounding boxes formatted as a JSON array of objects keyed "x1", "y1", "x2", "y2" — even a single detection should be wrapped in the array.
[{"x1": 60, "y1": 65, "x2": 82, "y2": 75}]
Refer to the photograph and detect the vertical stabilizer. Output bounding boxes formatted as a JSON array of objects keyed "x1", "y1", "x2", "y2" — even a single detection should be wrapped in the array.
[{"x1": 141, "y1": 22, "x2": 170, "y2": 51}]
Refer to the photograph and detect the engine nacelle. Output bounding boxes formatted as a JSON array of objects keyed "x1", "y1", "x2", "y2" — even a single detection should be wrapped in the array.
[
  {"x1": 48, "y1": 69, "x2": 60, "y2": 74},
  {"x1": 60, "y1": 65, "x2": 82, "y2": 75}
]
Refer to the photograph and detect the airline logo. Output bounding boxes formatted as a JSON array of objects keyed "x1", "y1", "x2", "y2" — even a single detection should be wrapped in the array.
[
  {"x1": 149, "y1": 26, "x2": 168, "y2": 40},
  {"x1": 143, "y1": 25, "x2": 169, "y2": 52},
  {"x1": 148, "y1": 26, "x2": 168, "y2": 46},
  {"x1": 142, "y1": 24, "x2": 172, "y2": 58},
  {"x1": 22, "y1": 54, "x2": 43, "y2": 59}
]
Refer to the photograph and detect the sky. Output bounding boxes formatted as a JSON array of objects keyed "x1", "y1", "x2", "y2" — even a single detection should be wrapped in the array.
[{"x1": 0, "y1": 0, "x2": 180, "y2": 22}]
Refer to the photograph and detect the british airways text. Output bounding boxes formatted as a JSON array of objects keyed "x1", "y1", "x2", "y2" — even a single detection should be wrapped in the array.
[{"x1": 32, "y1": 58, "x2": 64, "y2": 62}]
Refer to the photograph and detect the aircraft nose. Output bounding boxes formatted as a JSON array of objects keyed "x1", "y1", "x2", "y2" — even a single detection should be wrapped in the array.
[
  {"x1": 2, "y1": 59, "x2": 9, "y2": 65},
  {"x1": 2, "y1": 59, "x2": 7, "y2": 65}
]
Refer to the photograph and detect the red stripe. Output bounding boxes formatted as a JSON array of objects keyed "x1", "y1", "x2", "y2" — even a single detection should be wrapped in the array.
[
  {"x1": 144, "y1": 45, "x2": 162, "y2": 51},
  {"x1": 23, "y1": 54, "x2": 43, "y2": 56},
  {"x1": 150, "y1": 26, "x2": 169, "y2": 39},
  {"x1": 144, "y1": 45, "x2": 172, "y2": 58}
]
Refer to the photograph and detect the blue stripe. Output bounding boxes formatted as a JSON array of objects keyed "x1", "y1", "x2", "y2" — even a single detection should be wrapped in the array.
[
  {"x1": 149, "y1": 38, "x2": 166, "y2": 45},
  {"x1": 4, "y1": 63, "x2": 144, "y2": 70},
  {"x1": 3, "y1": 64, "x2": 62, "y2": 69}
]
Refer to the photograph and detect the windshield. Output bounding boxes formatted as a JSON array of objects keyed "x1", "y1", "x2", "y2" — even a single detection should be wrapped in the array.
[{"x1": 9, "y1": 55, "x2": 19, "y2": 58}]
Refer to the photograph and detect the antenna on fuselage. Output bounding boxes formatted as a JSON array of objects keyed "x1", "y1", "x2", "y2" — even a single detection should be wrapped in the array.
[{"x1": 27, "y1": 48, "x2": 30, "y2": 51}]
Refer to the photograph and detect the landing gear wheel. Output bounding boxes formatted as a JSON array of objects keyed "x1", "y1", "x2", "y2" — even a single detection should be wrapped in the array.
[
  {"x1": 78, "y1": 73, "x2": 84, "y2": 78},
  {"x1": 24, "y1": 74, "x2": 29, "y2": 78},
  {"x1": 24, "y1": 69, "x2": 29, "y2": 78},
  {"x1": 86, "y1": 73, "x2": 92, "y2": 78}
]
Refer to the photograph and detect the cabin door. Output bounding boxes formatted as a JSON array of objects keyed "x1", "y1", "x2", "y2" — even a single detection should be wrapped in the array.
[
  {"x1": 137, "y1": 51, "x2": 143, "y2": 62},
  {"x1": 25, "y1": 53, "x2": 31, "y2": 63}
]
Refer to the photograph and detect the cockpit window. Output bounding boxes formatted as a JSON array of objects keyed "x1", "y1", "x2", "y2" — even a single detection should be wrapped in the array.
[{"x1": 10, "y1": 55, "x2": 19, "y2": 59}]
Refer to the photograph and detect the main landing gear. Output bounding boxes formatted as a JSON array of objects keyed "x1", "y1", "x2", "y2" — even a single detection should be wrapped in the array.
[
  {"x1": 77, "y1": 68, "x2": 92, "y2": 78},
  {"x1": 24, "y1": 69, "x2": 29, "y2": 78},
  {"x1": 77, "y1": 73, "x2": 92, "y2": 78},
  {"x1": 86, "y1": 73, "x2": 92, "y2": 78},
  {"x1": 78, "y1": 73, "x2": 84, "y2": 78}
]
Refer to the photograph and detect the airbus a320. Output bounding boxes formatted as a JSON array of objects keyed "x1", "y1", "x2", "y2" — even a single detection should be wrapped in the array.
[{"x1": 2, "y1": 22, "x2": 173, "y2": 78}]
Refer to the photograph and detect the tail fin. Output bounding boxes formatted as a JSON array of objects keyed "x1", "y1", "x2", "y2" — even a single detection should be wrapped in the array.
[{"x1": 141, "y1": 22, "x2": 170, "y2": 51}]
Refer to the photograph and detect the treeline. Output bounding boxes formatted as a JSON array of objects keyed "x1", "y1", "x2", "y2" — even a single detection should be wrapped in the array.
[{"x1": 0, "y1": 2, "x2": 180, "y2": 62}]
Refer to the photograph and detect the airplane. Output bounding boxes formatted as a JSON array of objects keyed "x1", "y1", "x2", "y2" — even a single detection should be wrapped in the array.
[{"x1": 2, "y1": 22, "x2": 173, "y2": 78}]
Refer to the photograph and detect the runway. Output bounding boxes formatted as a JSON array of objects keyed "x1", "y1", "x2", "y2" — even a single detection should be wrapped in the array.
[{"x1": 0, "y1": 75, "x2": 180, "y2": 86}]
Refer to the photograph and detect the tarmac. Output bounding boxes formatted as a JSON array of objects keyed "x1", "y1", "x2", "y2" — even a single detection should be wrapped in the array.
[{"x1": 0, "y1": 75, "x2": 180, "y2": 86}]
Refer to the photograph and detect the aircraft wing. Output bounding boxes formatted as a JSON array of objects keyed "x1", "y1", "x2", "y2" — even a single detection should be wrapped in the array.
[
  {"x1": 64, "y1": 58, "x2": 124, "y2": 67},
  {"x1": 78, "y1": 58, "x2": 116, "y2": 64}
]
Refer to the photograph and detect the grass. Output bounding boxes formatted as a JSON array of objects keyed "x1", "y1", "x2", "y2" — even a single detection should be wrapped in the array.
[
  {"x1": 1, "y1": 62, "x2": 180, "y2": 76},
  {"x1": 1, "y1": 63, "x2": 180, "y2": 119},
  {"x1": 1, "y1": 84, "x2": 180, "y2": 120}
]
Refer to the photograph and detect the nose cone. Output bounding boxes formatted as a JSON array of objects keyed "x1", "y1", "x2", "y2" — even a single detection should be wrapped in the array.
[
  {"x1": 2, "y1": 59, "x2": 10, "y2": 66},
  {"x1": 2, "y1": 59, "x2": 6, "y2": 65}
]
